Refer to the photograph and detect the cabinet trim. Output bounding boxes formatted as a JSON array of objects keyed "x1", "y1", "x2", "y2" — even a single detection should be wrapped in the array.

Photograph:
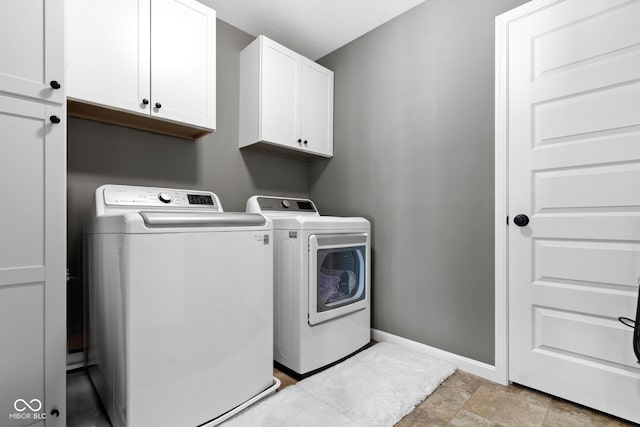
[{"x1": 68, "y1": 99, "x2": 212, "y2": 140}]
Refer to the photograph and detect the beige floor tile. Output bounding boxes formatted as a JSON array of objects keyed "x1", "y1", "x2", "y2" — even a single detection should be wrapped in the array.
[
  {"x1": 507, "y1": 383, "x2": 553, "y2": 409},
  {"x1": 543, "y1": 408, "x2": 593, "y2": 427},
  {"x1": 444, "y1": 370, "x2": 487, "y2": 396},
  {"x1": 462, "y1": 385, "x2": 548, "y2": 427},
  {"x1": 448, "y1": 409, "x2": 499, "y2": 427},
  {"x1": 420, "y1": 386, "x2": 469, "y2": 420},
  {"x1": 396, "y1": 406, "x2": 450, "y2": 427},
  {"x1": 547, "y1": 396, "x2": 594, "y2": 419},
  {"x1": 590, "y1": 410, "x2": 638, "y2": 427}
]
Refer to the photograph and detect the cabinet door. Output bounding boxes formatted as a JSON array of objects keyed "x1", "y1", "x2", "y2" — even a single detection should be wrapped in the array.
[
  {"x1": 0, "y1": 95, "x2": 66, "y2": 426},
  {"x1": 0, "y1": 0, "x2": 64, "y2": 104},
  {"x1": 66, "y1": 0, "x2": 151, "y2": 115},
  {"x1": 151, "y1": 0, "x2": 216, "y2": 130},
  {"x1": 300, "y1": 60, "x2": 334, "y2": 157},
  {"x1": 260, "y1": 38, "x2": 300, "y2": 148}
]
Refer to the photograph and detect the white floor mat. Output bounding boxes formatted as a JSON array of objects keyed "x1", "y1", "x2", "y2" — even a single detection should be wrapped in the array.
[{"x1": 221, "y1": 342, "x2": 456, "y2": 426}]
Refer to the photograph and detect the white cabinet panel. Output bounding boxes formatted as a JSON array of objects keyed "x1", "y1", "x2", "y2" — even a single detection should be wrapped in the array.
[
  {"x1": 261, "y1": 41, "x2": 299, "y2": 146},
  {"x1": 300, "y1": 61, "x2": 334, "y2": 157},
  {"x1": 0, "y1": 284, "x2": 45, "y2": 427},
  {"x1": 0, "y1": 0, "x2": 64, "y2": 104},
  {"x1": 239, "y1": 35, "x2": 334, "y2": 158},
  {"x1": 66, "y1": 0, "x2": 150, "y2": 115},
  {"x1": 151, "y1": 0, "x2": 216, "y2": 129},
  {"x1": 0, "y1": 98, "x2": 45, "y2": 270}
]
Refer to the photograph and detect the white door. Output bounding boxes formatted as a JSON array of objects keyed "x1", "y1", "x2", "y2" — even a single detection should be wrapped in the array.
[
  {"x1": 151, "y1": 0, "x2": 216, "y2": 129},
  {"x1": 506, "y1": 0, "x2": 640, "y2": 423},
  {"x1": 260, "y1": 38, "x2": 300, "y2": 148},
  {"x1": 0, "y1": 95, "x2": 66, "y2": 426},
  {"x1": 300, "y1": 60, "x2": 334, "y2": 157},
  {"x1": 0, "y1": 0, "x2": 64, "y2": 104},
  {"x1": 66, "y1": 0, "x2": 151, "y2": 115}
]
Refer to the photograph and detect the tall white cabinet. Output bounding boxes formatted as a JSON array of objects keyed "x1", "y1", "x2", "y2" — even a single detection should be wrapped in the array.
[
  {"x1": 66, "y1": 0, "x2": 216, "y2": 139},
  {"x1": 0, "y1": 0, "x2": 66, "y2": 425},
  {"x1": 239, "y1": 35, "x2": 334, "y2": 158}
]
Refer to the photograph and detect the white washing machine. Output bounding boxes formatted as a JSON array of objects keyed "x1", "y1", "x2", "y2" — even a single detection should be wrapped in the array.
[
  {"x1": 85, "y1": 185, "x2": 278, "y2": 427},
  {"x1": 247, "y1": 195, "x2": 371, "y2": 375}
]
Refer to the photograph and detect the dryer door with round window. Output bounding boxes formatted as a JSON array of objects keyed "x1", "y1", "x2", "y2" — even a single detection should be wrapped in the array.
[{"x1": 308, "y1": 233, "x2": 368, "y2": 325}]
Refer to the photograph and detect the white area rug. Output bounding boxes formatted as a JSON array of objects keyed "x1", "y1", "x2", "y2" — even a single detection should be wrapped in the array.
[{"x1": 222, "y1": 342, "x2": 456, "y2": 427}]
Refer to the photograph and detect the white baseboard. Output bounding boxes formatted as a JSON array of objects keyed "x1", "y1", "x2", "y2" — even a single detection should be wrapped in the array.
[{"x1": 371, "y1": 329, "x2": 499, "y2": 383}]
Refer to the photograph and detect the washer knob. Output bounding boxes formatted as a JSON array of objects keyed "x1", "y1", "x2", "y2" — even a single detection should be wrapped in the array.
[
  {"x1": 281, "y1": 200, "x2": 291, "y2": 208},
  {"x1": 158, "y1": 192, "x2": 172, "y2": 203}
]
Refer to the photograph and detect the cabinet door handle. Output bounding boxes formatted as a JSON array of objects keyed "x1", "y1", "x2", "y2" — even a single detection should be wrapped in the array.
[
  {"x1": 50, "y1": 408, "x2": 60, "y2": 417},
  {"x1": 297, "y1": 139, "x2": 302, "y2": 144},
  {"x1": 155, "y1": 102, "x2": 162, "y2": 109},
  {"x1": 303, "y1": 140, "x2": 308, "y2": 145},
  {"x1": 142, "y1": 99, "x2": 149, "y2": 105},
  {"x1": 50, "y1": 80, "x2": 61, "y2": 89},
  {"x1": 50, "y1": 115, "x2": 61, "y2": 124}
]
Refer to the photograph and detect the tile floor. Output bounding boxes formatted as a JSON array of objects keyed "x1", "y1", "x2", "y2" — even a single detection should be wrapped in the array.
[{"x1": 68, "y1": 367, "x2": 637, "y2": 426}]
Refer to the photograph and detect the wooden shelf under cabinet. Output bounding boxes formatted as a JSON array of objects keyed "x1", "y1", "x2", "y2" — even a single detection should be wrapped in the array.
[{"x1": 67, "y1": 99, "x2": 212, "y2": 140}]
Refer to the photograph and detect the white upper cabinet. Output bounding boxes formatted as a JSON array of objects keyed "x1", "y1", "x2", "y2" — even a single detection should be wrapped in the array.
[
  {"x1": 0, "y1": 0, "x2": 64, "y2": 104},
  {"x1": 239, "y1": 36, "x2": 334, "y2": 158},
  {"x1": 66, "y1": 0, "x2": 216, "y2": 136}
]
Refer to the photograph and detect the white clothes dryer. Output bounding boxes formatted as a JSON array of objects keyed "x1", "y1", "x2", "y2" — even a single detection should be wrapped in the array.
[
  {"x1": 85, "y1": 185, "x2": 278, "y2": 427},
  {"x1": 247, "y1": 196, "x2": 371, "y2": 375}
]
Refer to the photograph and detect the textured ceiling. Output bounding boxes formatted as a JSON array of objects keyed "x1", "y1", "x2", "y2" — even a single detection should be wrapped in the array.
[{"x1": 199, "y1": 0, "x2": 426, "y2": 60}]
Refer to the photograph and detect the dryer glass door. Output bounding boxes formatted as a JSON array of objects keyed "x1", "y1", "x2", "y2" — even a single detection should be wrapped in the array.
[{"x1": 308, "y1": 233, "x2": 369, "y2": 326}]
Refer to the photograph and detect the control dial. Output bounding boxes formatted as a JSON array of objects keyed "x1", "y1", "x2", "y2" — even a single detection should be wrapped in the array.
[
  {"x1": 158, "y1": 192, "x2": 173, "y2": 204},
  {"x1": 281, "y1": 200, "x2": 291, "y2": 208}
]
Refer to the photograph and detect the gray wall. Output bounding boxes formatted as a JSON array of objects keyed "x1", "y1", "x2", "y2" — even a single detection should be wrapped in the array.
[
  {"x1": 67, "y1": 21, "x2": 309, "y2": 345},
  {"x1": 310, "y1": 0, "x2": 528, "y2": 364}
]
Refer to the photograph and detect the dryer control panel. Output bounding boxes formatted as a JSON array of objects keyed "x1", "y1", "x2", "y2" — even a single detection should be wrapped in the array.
[{"x1": 251, "y1": 196, "x2": 317, "y2": 212}]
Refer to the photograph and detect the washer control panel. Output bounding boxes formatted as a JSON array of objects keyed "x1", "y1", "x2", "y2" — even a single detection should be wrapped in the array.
[
  {"x1": 255, "y1": 196, "x2": 316, "y2": 212},
  {"x1": 103, "y1": 185, "x2": 219, "y2": 210}
]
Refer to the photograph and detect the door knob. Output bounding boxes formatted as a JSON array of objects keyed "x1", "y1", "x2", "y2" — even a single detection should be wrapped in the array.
[
  {"x1": 50, "y1": 80, "x2": 61, "y2": 89},
  {"x1": 513, "y1": 214, "x2": 529, "y2": 227},
  {"x1": 155, "y1": 102, "x2": 162, "y2": 109},
  {"x1": 142, "y1": 98, "x2": 149, "y2": 105},
  {"x1": 50, "y1": 115, "x2": 61, "y2": 124}
]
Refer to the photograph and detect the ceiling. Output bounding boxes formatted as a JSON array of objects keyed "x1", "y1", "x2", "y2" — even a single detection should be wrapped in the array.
[{"x1": 199, "y1": 0, "x2": 427, "y2": 60}]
